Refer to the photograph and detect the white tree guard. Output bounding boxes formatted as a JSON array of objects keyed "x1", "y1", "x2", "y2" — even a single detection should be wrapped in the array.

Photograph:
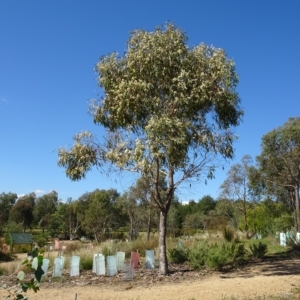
[
  {"x1": 116, "y1": 251, "x2": 125, "y2": 271},
  {"x1": 41, "y1": 258, "x2": 49, "y2": 276},
  {"x1": 145, "y1": 250, "x2": 155, "y2": 269},
  {"x1": 107, "y1": 255, "x2": 117, "y2": 276},
  {"x1": 94, "y1": 254, "x2": 105, "y2": 276},
  {"x1": 70, "y1": 255, "x2": 80, "y2": 277},
  {"x1": 53, "y1": 256, "x2": 64, "y2": 277}
]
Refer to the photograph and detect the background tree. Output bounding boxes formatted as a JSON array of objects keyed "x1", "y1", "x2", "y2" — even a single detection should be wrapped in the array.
[
  {"x1": 9, "y1": 193, "x2": 36, "y2": 232},
  {"x1": 219, "y1": 155, "x2": 254, "y2": 238},
  {"x1": 166, "y1": 199, "x2": 182, "y2": 237},
  {"x1": 197, "y1": 195, "x2": 216, "y2": 214},
  {"x1": 254, "y1": 118, "x2": 300, "y2": 230},
  {"x1": 247, "y1": 198, "x2": 293, "y2": 235},
  {"x1": 82, "y1": 189, "x2": 119, "y2": 242},
  {"x1": 0, "y1": 192, "x2": 17, "y2": 235},
  {"x1": 215, "y1": 198, "x2": 240, "y2": 228},
  {"x1": 33, "y1": 191, "x2": 58, "y2": 233},
  {"x1": 117, "y1": 189, "x2": 143, "y2": 241},
  {"x1": 48, "y1": 202, "x2": 68, "y2": 237},
  {"x1": 65, "y1": 198, "x2": 85, "y2": 240},
  {"x1": 58, "y1": 24, "x2": 243, "y2": 274}
]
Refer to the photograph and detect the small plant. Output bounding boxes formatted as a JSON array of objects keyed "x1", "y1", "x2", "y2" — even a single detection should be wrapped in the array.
[
  {"x1": 168, "y1": 248, "x2": 188, "y2": 264},
  {"x1": 77, "y1": 249, "x2": 94, "y2": 271},
  {"x1": 206, "y1": 242, "x2": 232, "y2": 270},
  {"x1": 286, "y1": 231, "x2": 300, "y2": 251},
  {"x1": 223, "y1": 226, "x2": 235, "y2": 242},
  {"x1": 0, "y1": 250, "x2": 12, "y2": 262},
  {"x1": 187, "y1": 241, "x2": 207, "y2": 270},
  {"x1": 102, "y1": 244, "x2": 112, "y2": 257},
  {"x1": 249, "y1": 241, "x2": 268, "y2": 258},
  {"x1": 205, "y1": 241, "x2": 246, "y2": 270},
  {"x1": 34, "y1": 233, "x2": 48, "y2": 247}
]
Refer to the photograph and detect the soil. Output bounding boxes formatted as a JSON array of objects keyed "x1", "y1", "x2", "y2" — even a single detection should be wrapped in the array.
[{"x1": 2, "y1": 257, "x2": 300, "y2": 300}]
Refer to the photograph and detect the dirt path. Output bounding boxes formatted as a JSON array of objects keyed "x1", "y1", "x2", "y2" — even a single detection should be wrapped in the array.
[{"x1": 1, "y1": 259, "x2": 300, "y2": 300}]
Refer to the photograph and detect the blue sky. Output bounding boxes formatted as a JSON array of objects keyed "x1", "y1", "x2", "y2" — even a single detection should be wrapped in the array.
[{"x1": 1, "y1": 1, "x2": 299, "y2": 203}]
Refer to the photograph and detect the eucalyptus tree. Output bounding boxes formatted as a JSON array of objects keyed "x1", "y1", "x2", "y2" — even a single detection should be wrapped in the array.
[
  {"x1": 33, "y1": 191, "x2": 58, "y2": 232},
  {"x1": 219, "y1": 155, "x2": 254, "y2": 238},
  {"x1": 0, "y1": 192, "x2": 17, "y2": 235},
  {"x1": 58, "y1": 24, "x2": 243, "y2": 274},
  {"x1": 198, "y1": 195, "x2": 216, "y2": 214},
  {"x1": 254, "y1": 118, "x2": 300, "y2": 230},
  {"x1": 82, "y1": 189, "x2": 119, "y2": 242},
  {"x1": 9, "y1": 193, "x2": 36, "y2": 232}
]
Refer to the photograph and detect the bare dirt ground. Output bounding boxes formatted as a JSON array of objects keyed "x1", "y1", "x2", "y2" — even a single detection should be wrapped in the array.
[{"x1": 1, "y1": 258, "x2": 300, "y2": 300}]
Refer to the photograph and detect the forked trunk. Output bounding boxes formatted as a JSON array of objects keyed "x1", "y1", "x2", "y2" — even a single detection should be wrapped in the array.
[{"x1": 158, "y1": 211, "x2": 168, "y2": 275}]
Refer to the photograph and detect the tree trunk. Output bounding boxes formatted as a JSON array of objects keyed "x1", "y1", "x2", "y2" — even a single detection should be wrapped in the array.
[
  {"x1": 295, "y1": 186, "x2": 299, "y2": 231},
  {"x1": 147, "y1": 208, "x2": 151, "y2": 242},
  {"x1": 158, "y1": 211, "x2": 168, "y2": 275},
  {"x1": 129, "y1": 216, "x2": 134, "y2": 241}
]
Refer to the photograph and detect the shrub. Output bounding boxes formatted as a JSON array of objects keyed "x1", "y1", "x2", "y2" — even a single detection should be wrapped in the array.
[
  {"x1": 80, "y1": 255, "x2": 93, "y2": 271},
  {"x1": 205, "y1": 241, "x2": 246, "y2": 270},
  {"x1": 101, "y1": 244, "x2": 113, "y2": 257},
  {"x1": 249, "y1": 241, "x2": 268, "y2": 258},
  {"x1": 286, "y1": 231, "x2": 300, "y2": 251},
  {"x1": 168, "y1": 248, "x2": 188, "y2": 264},
  {"x1": 205, "y1": 242, "x2": 232, "y2": 270},
  {"x1": 0, "y1": 250, "x2": 12, "y2": 262},
  {"x1": 222, "y1": 226, "x2": 235, "y2": 242},
  {"x1": 4, "y1": 222, "x2": 23, "y2": 244},
  {"x1": 187, "y1": 242, "x2": 207, "y2": 270},
  {"x1": 34, "y1": 233, "x2": 48, "y2": 247}
]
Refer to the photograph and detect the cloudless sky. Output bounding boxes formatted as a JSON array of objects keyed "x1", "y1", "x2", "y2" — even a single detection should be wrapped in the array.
[{"x1": 1, "y1": 1, "x2": 300, "y2": 203}]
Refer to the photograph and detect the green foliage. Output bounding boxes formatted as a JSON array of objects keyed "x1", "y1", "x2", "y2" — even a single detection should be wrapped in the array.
[
  {"x1": 273, "y1": 213, "x2": 294, "y2": 233},
  {"x1": 9, "y1": 193, "x2": 36, "y2": 232},
  {"x1": 255, "y1": 118, "x2": 300, "y2": 229},
  {"x1": 34, "y1": 233, "x2": 48, "y2": 247},
  {"x1": 249, "y1": 241, "x2": 268, "y2": 258},
  {"x1": 1, "y1": 248, "x2": 44, "y2": 299},
  {"x1": 286, "y1": 231, "x2": 300, "y2": 251},
  {"x1": 101, "y1": 244, "x2": 112, "y2": 257},
  {"x1": 82, "y1": 189, "x2": 120, "y2": 243},
  {"x1": 4, "y1": 222, "x2": 23, "y2": 244},
  {"x1": 33, "y1": 191, "x2": 58, "y2": 231},
  {"x1": 0, "y1": 192, "x2": 17, "y2": 235},
  {"x1": 187, "y1": 242, "x2": 207, "y2": 270},
  {"x1": 197, "y1": 195, "x2": 216, "y2": 215},
  {"x1": 80, "y1": 255, "x2": 93, "y2": 271},
  {"x1": 222, "y1": 226, "x2": 235, "y2": 242},
  {"x1": 0, "y1": 250, "x2": 12, "y2": 262},
  {"x1": 168, "y1": 247, "x2": 189, "y2": 264},
  {"x1": 206, "y1": 241, "x2": 246, "y2": 270},
  {"x1": 0, "y1": 238, "x2": 12, "y2": 262},
  {"x1": 219, "y1": 155, "x2": 254, "y2": 238},
  {"x1": 247, "y1": 200, "x2": 293, "y2": 235},
  {"x1": 58, "y1": 23, "x2": 242, "y2": 275}
]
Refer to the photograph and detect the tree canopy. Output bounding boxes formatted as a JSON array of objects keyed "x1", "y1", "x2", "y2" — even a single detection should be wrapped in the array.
[
  {"x1": 58, "y1": 24, "x2": 243, "y2": 274},
  {"x1": 253, "y1": 117, "x2": 300, "y2": 229}
]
